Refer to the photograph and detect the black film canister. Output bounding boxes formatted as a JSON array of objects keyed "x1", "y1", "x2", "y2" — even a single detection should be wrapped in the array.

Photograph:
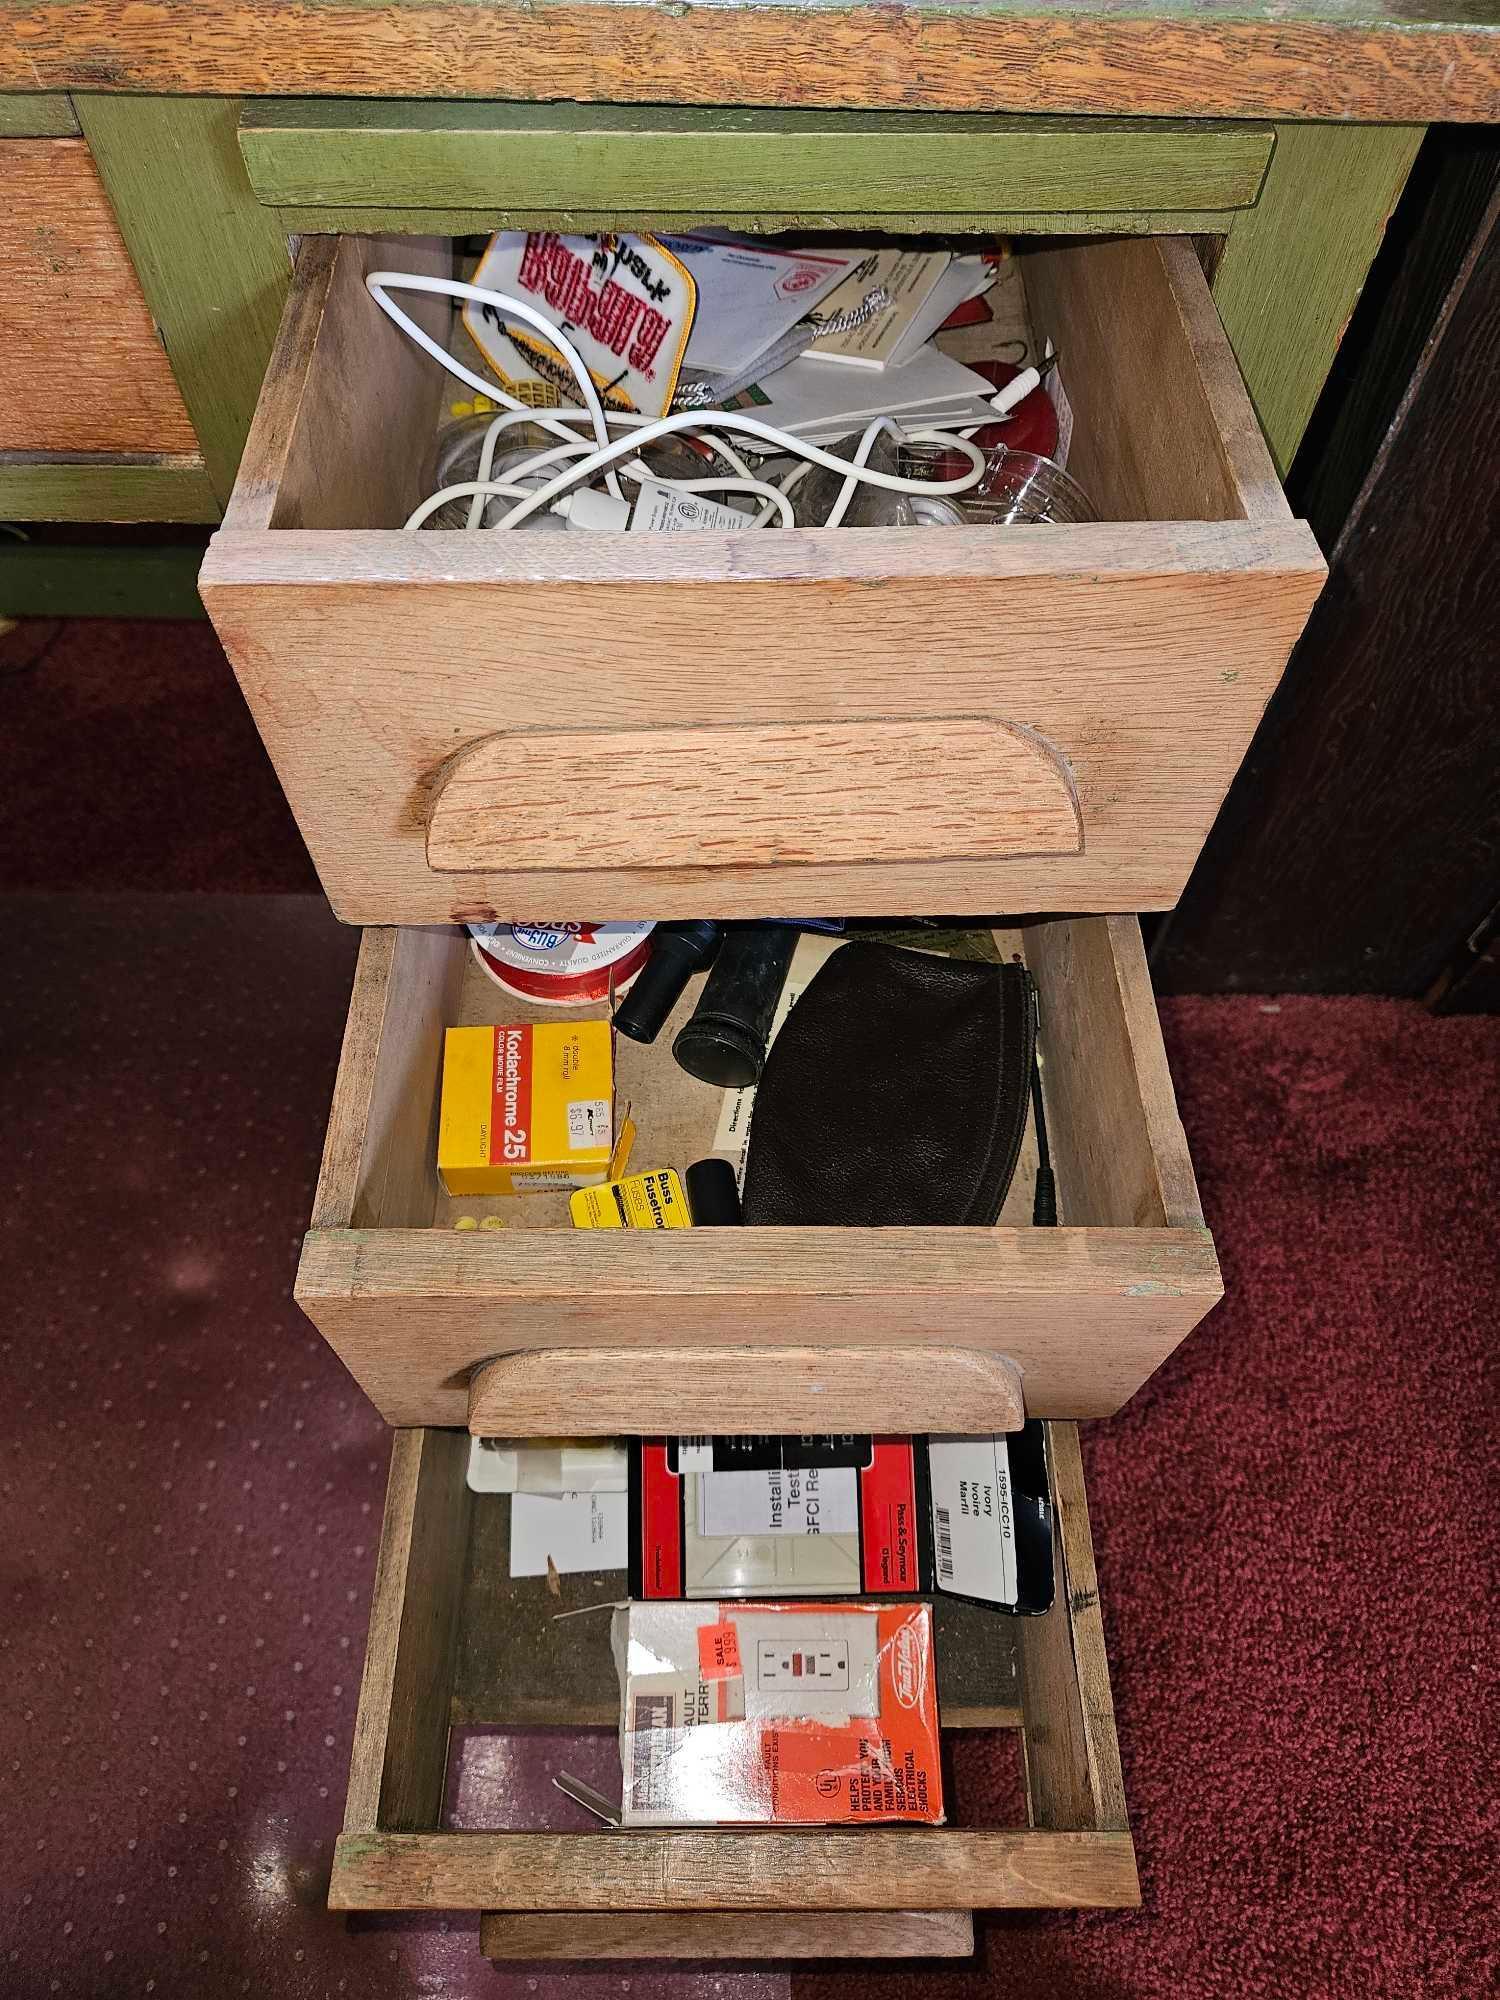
[
  {"x1": 612, "y1": 921, "x2": 723, "y2": 1044},
  {"x1": 685, "y1": 1157, "x2": 743, "y2": 1226},
  {"x1": 672, "y1": 924, "x2": 799, "y2": 1090}
]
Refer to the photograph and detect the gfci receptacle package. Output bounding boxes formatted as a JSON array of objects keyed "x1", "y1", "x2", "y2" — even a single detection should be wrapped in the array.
[{"x1": 611, "y1": 1599, "x2": 943, "y2": 1827}]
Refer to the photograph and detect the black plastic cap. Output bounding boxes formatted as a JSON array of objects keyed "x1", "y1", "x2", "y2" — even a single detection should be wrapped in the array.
[{"x1": 685, "y1": 1157, "x2": 744, "y2": 1226}]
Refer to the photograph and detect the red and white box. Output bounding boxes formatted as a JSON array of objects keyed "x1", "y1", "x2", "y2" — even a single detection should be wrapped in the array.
[{"x1": 611, "y1": 1599, "x2": 943, "y2": 1827}]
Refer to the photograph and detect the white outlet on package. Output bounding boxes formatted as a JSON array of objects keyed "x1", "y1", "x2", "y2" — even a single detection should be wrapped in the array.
[
  {"x1": 738, "y1": 1609, "x2": 878, "y2": 1721},
  {"x1": 756, "y1": 1639, "x2": 850, "y2": 1691}
]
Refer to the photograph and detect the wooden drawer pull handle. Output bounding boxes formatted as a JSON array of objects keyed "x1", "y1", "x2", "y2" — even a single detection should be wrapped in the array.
[
  {"x1": 426, "y1": 717, "x2": 1081, "y2": 874},
  {"x1": 467, "y1": 1345, "x2": 1025, "y2": 1437}
]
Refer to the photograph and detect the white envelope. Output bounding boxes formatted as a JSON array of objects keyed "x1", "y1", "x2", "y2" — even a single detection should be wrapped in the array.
[
  {"x1": 808, "y1": 252, "x2": 994, "y2": 370},
  {"x1": 468, "y1": 1435, "x2": 628, "y2": 1494},
  {"x1": 724, "y1": 344, "x2": 996, "y2": 441},
  {"x1": 659, "y1": 233, "x2": 861, "y2": 377},
  {"x1": 508, "y1": 1490, "x2": 628, "y2": 1577}
]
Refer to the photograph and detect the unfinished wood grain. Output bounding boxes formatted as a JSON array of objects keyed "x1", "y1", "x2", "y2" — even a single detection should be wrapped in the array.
[
  {"x1": 343, "y1": 1428, "x2": 471, "y2": 1835},
  {"x1": 0, "y1": 139, "x2": 198, "y2": 455},
  {"x1": 217, "y1": 231, "x2": 340, "y2": 531},
  {"x1": 1025, "y1": 915, "x2": 1205, "y2": 1229},
  {"x1": 297, "y1": 1225, "x2": 1221, "y2": 1428},
  {"x1": 202, "y1": 523, "x2": 1324, "y2": 923},
  {"x1": 467, "y1": 1346, "x2": 1025, "y2": 1438},
  {"x1": 310, "y1": 926, "x2": 462, "y2": 1232},
  {"x1": 1020, "y1": 1423, "x2": 1129, "y2": 1833},
  {"x1": 4, "y1": 5, "x2": 1497, "y2": 122},
  {"x1": 1021, "y1": 234, "x2": 1287, "y2": 528},
  {"x1": 239, "y1": 101, "x2": 1271, "y2": 215},
  {"x1": 294, "y1": 912, "x2": 1222, "y2": 1427},
  {"x1": 426, "y1": 718, "x2": 1083, "y2": 876},
  {"x1": 222, "y1": 231, "x2": 450, "y2": 534},
  {"x1": 451, "y1": 1492, "x2": 1026, "y2": 1729},
  {"x1": 479, "y1": 1910, "x2": 976, "y2": 1959},
  {"x1": 342, "y1": 1419, "x2": 1128, "y2": 1921},
  {"x1": 199, "y1": 230, "x2": 1323, "y2": 922},
  {"x1": 330, "y1": 1826, "x2": 1139, "y2": 1912}
]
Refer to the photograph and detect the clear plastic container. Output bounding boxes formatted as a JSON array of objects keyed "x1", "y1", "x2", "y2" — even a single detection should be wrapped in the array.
[
  {"x1": 793, "y1": 429, "x2": 916, "y2": 528},
  {"x1": 900, "y1": 442, "x2": 1098, "y2": 525}
]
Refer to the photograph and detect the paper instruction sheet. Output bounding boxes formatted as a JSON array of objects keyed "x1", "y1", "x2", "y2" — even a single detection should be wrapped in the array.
[{"x1": 509, "y1": 1490, "x2": 628, "y2": 1577}]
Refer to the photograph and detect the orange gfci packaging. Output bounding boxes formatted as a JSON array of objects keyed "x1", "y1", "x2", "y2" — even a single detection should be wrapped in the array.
[{"x1": 610, "y1": 1599, "x2": 943, "y2": 1826}]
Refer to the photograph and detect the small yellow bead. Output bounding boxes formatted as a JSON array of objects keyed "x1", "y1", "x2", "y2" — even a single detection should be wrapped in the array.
[{"x1": 453, "y1": 1214, "x2": 478, "y2": 1230}]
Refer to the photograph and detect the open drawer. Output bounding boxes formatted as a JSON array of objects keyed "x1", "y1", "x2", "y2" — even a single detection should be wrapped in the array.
[
  {"x1": 330, "y1": 1421, "x2": 1135, "y2": 1955},
  {"x1": 199, "y1": 228, "x2": 1326, "y2": 925},
  {"x1": 296, "y1": 914, "x2": 1221, "y2": 1432}
]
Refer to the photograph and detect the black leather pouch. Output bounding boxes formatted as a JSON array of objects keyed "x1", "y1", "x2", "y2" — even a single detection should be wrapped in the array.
[{"x1": 741, "y1": 942, "x2": 1035, "y2": 1226}]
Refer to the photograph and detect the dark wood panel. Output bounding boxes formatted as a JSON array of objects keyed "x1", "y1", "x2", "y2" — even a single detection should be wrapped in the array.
[
  {"x1": 1428, "y1": 902, "x2": 1500, "y2": 1015},
  {"x1": 1153, "y1": 138, "x2": 1500, "y2": 998},
  {"x1": 1294, "y1": 129, "x2": 1500, "y2": 551}
]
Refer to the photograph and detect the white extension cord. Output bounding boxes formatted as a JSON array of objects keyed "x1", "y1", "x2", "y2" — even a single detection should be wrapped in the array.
[{"x1": 366, "y1": 270, "x2": 993, "y2": 532}]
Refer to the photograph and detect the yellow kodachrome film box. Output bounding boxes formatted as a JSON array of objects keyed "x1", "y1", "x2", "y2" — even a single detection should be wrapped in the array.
[{"x1": 438, "y1": 1022, "x2": 613, "y2": 1195}]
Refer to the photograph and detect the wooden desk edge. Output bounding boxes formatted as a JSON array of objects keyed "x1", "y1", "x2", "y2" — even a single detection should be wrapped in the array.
[{"x1": 2, "y1": 4, "x2": 1497, "y2": 123}]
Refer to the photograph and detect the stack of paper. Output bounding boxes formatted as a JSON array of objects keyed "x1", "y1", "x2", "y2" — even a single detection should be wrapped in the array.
[
  {"x1": 808, "y1": 251, "x2": 996, "y2": 370},
  {"x1": 658, "y1": 233, "x2": 861, "y2": 378},
  {"x1": 719, "y1": 345, "x2": 997, "y2": 442}
]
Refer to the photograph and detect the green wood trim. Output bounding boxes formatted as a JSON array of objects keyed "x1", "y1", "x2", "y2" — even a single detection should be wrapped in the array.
[
  {"x1": 0, "y1": 92, "x2": 78, "y2": 137},
  {"x1": 0, "y1": 540, "x2": 208, "y2": 617},
  {"x1": 272, "y1": 204, "x2": 1256, "y2": 239},
  {"x1": 0, "y1": 456, "x2": 220, "y2": 524},
  {"x1": 1211, "y1": 122, "x2": 1426, "y2": 479},
  {"x1": 238, "y1": 102, "x2": 1274, "y2": 220},
  {"x1": 74, "y1": 95, "x2": 293, "y2": 509}
]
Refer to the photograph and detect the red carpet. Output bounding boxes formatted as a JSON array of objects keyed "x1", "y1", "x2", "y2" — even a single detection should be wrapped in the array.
[
  {"x1": 0, "y1": 619, "x2": 317, "y2": 892},
  {"x1": 2, "y1": 896, "x2": 1494, "y2": 1999},
  {"x1": 808, "y1": 994, "x2": 1500, "y2": 2000}
]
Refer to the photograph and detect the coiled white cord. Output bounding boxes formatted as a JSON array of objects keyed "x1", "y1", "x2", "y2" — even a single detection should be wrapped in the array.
[{"x1": 368, "y1": 270, "x2": 988, "y2": 533}]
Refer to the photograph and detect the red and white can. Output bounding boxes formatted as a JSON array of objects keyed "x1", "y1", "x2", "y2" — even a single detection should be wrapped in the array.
[{"x1": 467, "y1": 922, "x2": 656, "y2": 1006}]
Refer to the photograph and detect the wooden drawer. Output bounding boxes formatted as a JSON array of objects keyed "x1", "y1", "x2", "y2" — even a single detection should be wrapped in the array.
[
  {"x1": 296, "y1": 914, "x2": 1221, "y2": 1432},
  {"x1": 329, "y1": 1420, "x2": 1135, "y2": 1954},
  {"x1": 199, "y1": 228, "x2": 1326, "y2": 925}
]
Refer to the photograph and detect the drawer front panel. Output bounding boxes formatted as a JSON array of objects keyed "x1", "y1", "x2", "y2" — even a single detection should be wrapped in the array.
[
  {"x1": 200, "y1": 230, "x2": 1325, "y2": 925},
  {"x1": 207, "y1": 528, "x2": 1318, "y2": 922},
  {"x1": 237, "y1": 101, "x2": 1274, "y2": 228},
  {"x1": 479, "y1": 1910, "x2": 978, "y2": 1958},
  {"x1": 295, "y1": 915, "x2": 1222, "y2": 1430}
]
